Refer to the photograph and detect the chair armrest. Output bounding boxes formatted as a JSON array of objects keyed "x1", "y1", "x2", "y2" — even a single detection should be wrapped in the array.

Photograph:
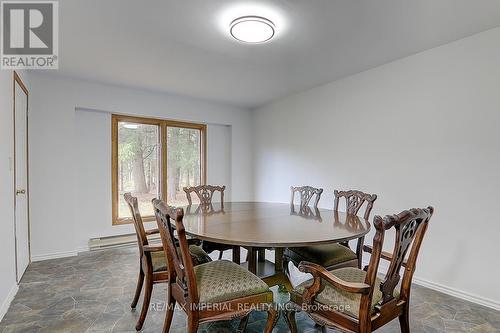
[
  {"x1": 298, "y1": 261, "x2": 371, "y2": 294},
  {"x1": 363, "y1": 245, "x2": 407, "y2": 267},
  {"x1": 143, "y1": 244, "x2": 163, "y2": 252},
  {"x1": 145, "y1": 228, "x2": 159, "y2": 235}
]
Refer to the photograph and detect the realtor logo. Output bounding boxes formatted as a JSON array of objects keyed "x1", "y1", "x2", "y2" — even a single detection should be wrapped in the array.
[{"x1": 1, "y1": 1, "x2": 58, "y2": 69}]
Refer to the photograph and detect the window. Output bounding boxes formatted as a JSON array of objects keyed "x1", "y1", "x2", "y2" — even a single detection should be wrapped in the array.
[
  {"x1": 167, "y1": 126, "x2": 203, "y2": 205},
  {"x1": 112, "y1": 115, "x2": 206, "y2": 225}
]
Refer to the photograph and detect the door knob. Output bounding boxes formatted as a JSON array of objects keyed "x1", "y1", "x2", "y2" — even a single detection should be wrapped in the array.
[{"x1": 16, "y1": 189, "x2": 26, "y2": 195}]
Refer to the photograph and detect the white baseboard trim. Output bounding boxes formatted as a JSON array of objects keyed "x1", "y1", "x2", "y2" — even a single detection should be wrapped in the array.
[
  {"x1": 412, "y1": 276, "x2": 500, "y2": 311},
  {"x1": 363, "y1": 259, "x2": 500, "y2": 311},
  {"x1": 31, "y1": 250, "x2": 78, "y2": 262},
  {"x1": 88, "y1": 233, "x2": 157, "y2": 251},
  {"x1": 76, "y1": 246, "x2": 90, "y2": 253},
  {"x1": 30, "y1": 238, "x2": 140, "y2": 263},
  {"x1": 0, "y1": 284, "x2": 19, "y2": 322}
]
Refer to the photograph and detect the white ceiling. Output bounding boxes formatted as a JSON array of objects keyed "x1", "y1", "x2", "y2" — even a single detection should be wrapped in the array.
[{"x1": 59, "y1": 0, "x2": 500, "y2": 108}]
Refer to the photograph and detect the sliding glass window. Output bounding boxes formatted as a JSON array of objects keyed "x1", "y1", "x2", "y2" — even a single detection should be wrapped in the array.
[{"x1": 112, "y1": 115, "x2": 206, "y2": 225}]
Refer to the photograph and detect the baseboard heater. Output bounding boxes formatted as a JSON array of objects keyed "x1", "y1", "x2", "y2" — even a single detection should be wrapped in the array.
[{"x1": 88, "y1": 233, "x2": 160, "y2": 251}]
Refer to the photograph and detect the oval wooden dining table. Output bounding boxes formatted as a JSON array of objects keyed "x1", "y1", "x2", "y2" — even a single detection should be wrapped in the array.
[{"x1": 181, "y1": 201, "x2": 371, "y2": 288}]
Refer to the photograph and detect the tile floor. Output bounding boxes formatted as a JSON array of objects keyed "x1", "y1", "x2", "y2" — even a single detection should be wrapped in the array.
[{"x1": 0, "y1": 247, "x2": 498, "y2": 333}]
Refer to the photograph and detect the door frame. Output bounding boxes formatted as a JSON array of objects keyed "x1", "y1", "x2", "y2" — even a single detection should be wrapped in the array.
[{"x1": 13, "y1": 71, "x2": 31, "y2": 283}]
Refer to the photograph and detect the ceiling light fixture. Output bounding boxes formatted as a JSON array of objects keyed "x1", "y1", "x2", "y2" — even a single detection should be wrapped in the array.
[{"x1": 230, "y1": 16, "x2": 275, "y2": 43}]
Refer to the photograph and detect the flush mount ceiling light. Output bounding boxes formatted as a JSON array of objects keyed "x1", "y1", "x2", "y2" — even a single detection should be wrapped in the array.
[{"x1": 230, "y1": 16, "x2": 275, "y2": 43}]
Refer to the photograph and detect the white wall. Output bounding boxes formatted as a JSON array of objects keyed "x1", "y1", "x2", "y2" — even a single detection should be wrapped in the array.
[
  {"x1": 74, "y1": 110, "x2": 232, "y2": 251},
  {"x1": 207, "y1": 123, "x2": 232, "y2": 201},
  {"x1": 0, "y1": 70, "x2": 29, "y2": 320},
  {"x1": 253, "y1": 28, "x2": 500, "y2": 308},
  {"x1": 29, "y1": 74, "x2": 252, "y2": 258}
]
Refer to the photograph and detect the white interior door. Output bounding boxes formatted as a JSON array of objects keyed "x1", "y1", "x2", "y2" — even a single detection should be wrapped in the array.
[{"x1": 14, "y1": 73, "x2": 30, "y2": 282}]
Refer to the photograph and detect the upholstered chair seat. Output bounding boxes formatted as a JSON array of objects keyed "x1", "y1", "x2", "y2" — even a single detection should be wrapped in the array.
[
  {"x1": 151, "y1": 245, "x2": 212, "y2": 272},
  {"x1": 195, "y1": 260, "x2": 271, "y2": 304},
  {"x1": 184, "y1": 245, "x2": 213, "y2": 266},
  {"x1": 292, "y1": 267, "x2": 399, "y2": 318},
  {"x1": 285, "y1": 244, "x2": 358, "y2": 269},
  {"x1": 150, "y1": 251, "x2": 168, "y2": 272}
]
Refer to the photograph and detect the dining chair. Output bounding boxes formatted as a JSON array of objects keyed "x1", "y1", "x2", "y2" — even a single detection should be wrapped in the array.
[
  {"x1": 290, "y1": 185, "x2": 324, "y2": 208},
  {"x1": 124, "y1": 193, "x2": 169, "y2": 331},
  {"x1": 248, "y1": 185, "x2": 323, "y2": 270},
  {"x1": 284, "y1": 190, "x2": 377, "y2": 275},
  {"x1": 153, "y1": 199, "x2": 278, "y2": 333},
  {"x1": 184, "y1": 185, "x2": 237, "y2": 261},
  {"x1": 184, "y1": 184, "x2": 225, "y2": 206},
  {"x1": 286, "y1": 206, "x2": 434, "y2": 333},
  {"x1": 124, "y1": 193, "x2": 211, "y2": 331},
  {"x1": 245, "y1": 186, "x2": 325, "y2": 270}
]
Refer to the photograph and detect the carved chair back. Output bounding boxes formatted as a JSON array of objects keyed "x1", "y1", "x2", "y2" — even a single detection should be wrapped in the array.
[
  {"x1": 153, "y1": 199, "x2": 199, "y2": 303},
  {"x1": 184, "y1": 185, "x2": 226, "y2": 206},
  {"x1": 290, "y1": 186, "x2": 323, "y2": 208},
  {"x1": 363, "y1": 207, "x2": 433, "y2": 318},
  {"x1": 334, "y1": 190, "x2": 377, "y2": 220},
  {"x1": 124, "y1": 193, "x2": 149, "y2": 256}
]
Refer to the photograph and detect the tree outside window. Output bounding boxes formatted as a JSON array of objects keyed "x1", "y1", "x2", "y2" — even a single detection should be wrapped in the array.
[{"x1": 112, "y1": 115, "x2": 205, "y2": 225}]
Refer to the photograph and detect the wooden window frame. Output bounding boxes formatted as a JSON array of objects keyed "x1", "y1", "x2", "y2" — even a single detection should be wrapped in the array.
[{"x1": 111, "y1": 114, "x2": 207, "y2": 225}]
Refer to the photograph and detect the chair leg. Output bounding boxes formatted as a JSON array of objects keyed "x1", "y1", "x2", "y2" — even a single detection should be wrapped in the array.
[
  {"x1": 187, "y1": 316, "x2": 199, "y2": 333},
  {"x1": 131, "y1": 269, "x2": 144, "y2": 309},
  {"x1": 399, "y1": 305, "x2": 410, "y2": 333},
  {"x1": 264, "y1": 306, "x2": 278, "y2": 333},
  {"x1": 284, "y1": 309, "x2": 298, "y2": 333},
  {"x1": 359, "y1": 320, "x2": 372, "y2": 333},
  {"x1": 356, "y1": 236, "x2": 365, "y2": 269},
  {"x1": 135, "y1": 270, "x2": 153, "y2": 331},
  {"x1": 162, "y1": 286, "x2": 176, "y2": 333}
]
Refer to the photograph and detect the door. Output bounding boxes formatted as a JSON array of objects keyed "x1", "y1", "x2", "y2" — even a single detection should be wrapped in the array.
[{"x1": 14, "y1": 72, "x2": 30, "y2": 282}]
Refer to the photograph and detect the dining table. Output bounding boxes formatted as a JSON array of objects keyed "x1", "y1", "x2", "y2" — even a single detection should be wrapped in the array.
[{"x1": 182, "y1": 201, "x2": 371, "y2": 289}]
